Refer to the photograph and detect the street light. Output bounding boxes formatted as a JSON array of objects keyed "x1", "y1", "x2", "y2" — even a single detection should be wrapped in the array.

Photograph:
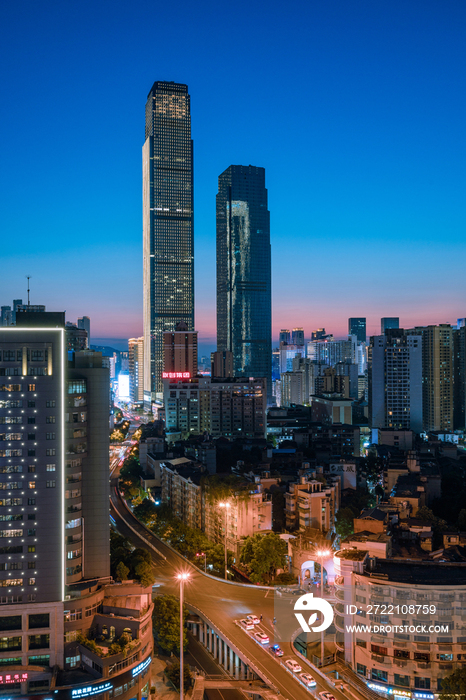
[
  {"x1": 196, "y1": 551, "x2": 206, "y2": 573},
  {"x1": 176, "y1": 572, "x2": 191, "y2": 700},
  {"x1": 316, "y1": 549, "x2": 331, "y2": 666},
  {"x1": 219, "y1": 502, "x2": 231, "y2": 580}
]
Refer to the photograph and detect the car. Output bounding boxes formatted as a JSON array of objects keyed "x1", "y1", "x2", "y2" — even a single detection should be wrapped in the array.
[
  {"x1": 270, "y1": 644, "x2": 284, "y2": 656},
  {"x1": 285, "y1": 659, "x2": 302, "y2": 673},
  {"x1": 290, "y1": 589, "x2": 307, "y2": 596},
  {"x1": 246, "y1": 614, "x2": 261, "y2": 625},
  {"x1": 319, "y1": 693, "x2": 336, "y2": 700},
  {"x1": 300, "y1": 673, "x2": 317, "y2": 687},
  {"x1": 240, "y1": 619, "x2": 254, "y2": 631},
  {"x1": 254, "y1": 632, "x2": 269, "y2": 645}
]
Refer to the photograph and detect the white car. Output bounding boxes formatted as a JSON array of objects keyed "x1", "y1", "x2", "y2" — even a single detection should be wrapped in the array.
[
  {"x1": 246, "y1": 614, "x2": 261, "y2": 625},
  {"x1": 254, "y1": 631, "x2": 269, "y2": 644},
  {"x1": 285, "y1": 659, "x2": 302, "y2": 673},
  {"x1": 300, "y1": 673, "x2": 317, "y2": 687},
  {"x1": 320, "y1": 693, "x2": 336, "y2": 700},
  {"x1": 240, "y1": 618, "x2": 254, "y2": 631}
]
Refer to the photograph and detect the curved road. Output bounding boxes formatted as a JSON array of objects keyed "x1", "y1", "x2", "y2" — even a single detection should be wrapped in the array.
[{"x1": 109, "y1": 475, "x2": 361, "y2": 700}]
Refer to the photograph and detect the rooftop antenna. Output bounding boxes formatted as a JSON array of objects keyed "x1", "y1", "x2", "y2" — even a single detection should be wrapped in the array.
[{"x1": 26, "y1": 275, "x2": 31, "y2": 307}]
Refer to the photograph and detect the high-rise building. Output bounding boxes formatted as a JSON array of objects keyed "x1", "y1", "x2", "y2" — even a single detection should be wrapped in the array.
[
  {"x1": 65, "y1": 323, "x2": 87, "y2": 351},
  {"x1": 0, "y1": 316, "x2": 153, "y2": 696},
  {"x1": 453, "y1": 325, "x2": 466, "y2": 430},
  {"x1": 368, "y1": 329, "x2": 423, "y2": 432},
  {"x1": 457, "y1": 318, "x2": 466, "y2": 329},
  {"x1": 279, "y1": 329, "x2": 291, "y2": 344},
  {"x1": 129, "y1": 336, "x2": 144, "y2": 404},
  {"x1": 77, "y1": 316, "x2": 90, "y2": 346},
  {"x1": 381, "y1": 317, "x2": 399, "y2": 334},
  {"x1": 348, "y1": 317, "x2": 366, "y2": 343},
  {"x1": 406, "y1": 324, "x2": 455, "y2": 432},
  {"x1": 1, "y1": 306, "x2": 13, "y2": 326},
  {"x1": 216, "y1": 165, "x2": 271, "y2": 401},
  {"x1": 291, "y1": 327, "x2": 305, "y2": 346},
  {"x1": 311, "y1": 328, "x2": 326, "y2": 341},
  {"x1": 163, "y1": 321, "x2": 197, "y2": 377},
  {"x1": 211, "y1": 350, "x2": 233, "y2": 378},
  {"x1": 143, "y1": 81, "x2": 194, "y2": 407}
]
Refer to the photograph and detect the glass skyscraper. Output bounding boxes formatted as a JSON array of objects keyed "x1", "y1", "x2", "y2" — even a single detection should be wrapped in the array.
[
  {"x1": 348, "y1": 317, "x2": 366, "y2": 343},
  {"x1": 216, "y1": 165, "x2": 272, "y2": 401},
  {"x1": 143, "y1": 82, "x2": 194, "y2": 405}
]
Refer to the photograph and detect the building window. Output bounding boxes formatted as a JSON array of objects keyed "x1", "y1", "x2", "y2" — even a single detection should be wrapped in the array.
[
  {"x1": 394, "y1": 649, "x2": 410, "y2": 659},
  {"x1": 27, "y1": 499, "x2": 35, "y2": 506},
  {"x1": 46, "y1": 433, "x2": 55, "y2": 440},
  {"x1": 46, "y1": 401, "x2": 56, "y2": 408},
  {"x1": 29, "y1": 613, "x2": 49, "y2": 629},
  {"x1": 414, "y1": 678, "x2": 431, "y2": 689},
  {"x1": 28, "y1": 385, "x2": 35, "y2": 392},
  {"x1": 46, "y1": 464, "x2": 56, "y2": 471},
  {"x1": 371, "y1": 669, "x2": 388, "y2": 683},
  {"x1": 27, "y1": 529, "x2": 36, "y2": 536},
  {"x1": 46, "y1": 481, "x2": 56, "y2": 488},
  {"x1": 46, "y1": 417, "x2": 55, "y2": 424},
  {"x1": 46, "y1": 449, "x2": 56, "y2": 456},
  {"x1": 28, "y1": 634, "x2": 50, "y2": 650},
  {"x1": 0, "y1": 616, "x2": 22, "y2": 632},
  {"x1": 28, "y1": 654, "x2": 50, "y2": 667},
  {"x1": 394, "y1": 674, "x2": 410, "y2": 687},
  {"x1": 28, "y1": 546, "x2": 35, "y2": 553},
  {"x1": 28, "y1": 481, "x2": 36, "y2": 489},
  {"x1": 356, "y1": 663, "x2": 367, "y2": 676},
  {"x1": 27, "y1": 417, "x2": 35, "y2": 424},
  {"x1": 356, "y1": 638, "x2": 367, "y2": 648},
  {"x1": 0, "y1": 636, "x2": 22, "y2": 651},
  {"x1": 28, "y1": 466, "x2": 36, "y2": 473},
  {"x1": 27, "y1": 450, "x2": 35, "y2": 456}
]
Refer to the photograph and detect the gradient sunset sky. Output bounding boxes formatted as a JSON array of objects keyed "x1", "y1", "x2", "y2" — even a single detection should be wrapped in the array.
[{"x1": 1, "y1": 0, "x2": 465, "y2": 350}]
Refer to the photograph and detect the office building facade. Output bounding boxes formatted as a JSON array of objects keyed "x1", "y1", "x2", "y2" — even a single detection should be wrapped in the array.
[
  {"x1": 216, "y1": 165, "x2": 271, "y2": 401},
  {"x1": 348, "y1": 317, "x2": 366, "y2": 343},
  {"x1": 163, "y1": 321, "x2": 197, "y2": 377},
  {"x1": 143, "y1": 81, "x2": 194, "y2": 406},
  {"x1": 129, "y1": 336, "x2": 144, "y2": 405},
  {"x1": 381, "y1": 317, "x2": 399, "y2": 334}
]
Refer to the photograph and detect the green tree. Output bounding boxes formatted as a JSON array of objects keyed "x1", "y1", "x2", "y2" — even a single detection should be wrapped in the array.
[
  {"x1": 115, "y1": 561, "x2": 130, "y2": 582},
  {"x1": 130, "y1": 548, "x2": 155, "y2": 587},
  {"x1": 152, "y1": 595, "x2": 188, "y2": 653},
  {"x1": 335, "y1": 507, "x2": 356, "y2": 539},
  {"x1": 439, "y1": 666, "x2": 466, "y2": 700},
  {"x1": 165, "y1": 659, "x2": 192, "y2": 691},
  {"x1": 205, "y1": 543, "x2": 233, "y2": 575},
  {"x1": 133, "y1": 499, "x2": 158, "y2": 527},
  {"x1": 240, "y1": 533, "x2": 287, "y2": 583}
]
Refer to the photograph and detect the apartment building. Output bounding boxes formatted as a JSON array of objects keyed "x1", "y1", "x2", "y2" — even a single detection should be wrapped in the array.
[{"x1": 285, "y1": 476, "x2": 340, "y2": 532}]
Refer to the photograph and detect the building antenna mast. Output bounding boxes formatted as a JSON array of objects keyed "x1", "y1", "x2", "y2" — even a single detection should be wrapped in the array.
[{"x1": 26, "y1": 275, "x2": 31, "y2": 307}]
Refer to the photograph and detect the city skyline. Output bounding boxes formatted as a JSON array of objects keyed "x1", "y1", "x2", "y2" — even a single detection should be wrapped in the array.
[{"x1": 1, "y1": 1, "x2": 466, "y2": 345}]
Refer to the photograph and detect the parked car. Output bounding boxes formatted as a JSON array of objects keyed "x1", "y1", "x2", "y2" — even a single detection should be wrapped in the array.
[
  {"x1": 254, "y1": 631, "x2": 269, "y2": 645},
  {"x1": 319, "y1": 693, "x2": 336, "y2": 700},
  {"x1": 240, "y1": 618, "x2": 254, "y2": 630},
  {"x1": 300, "y1": 673, "x2": 317, "y2": 687},
  {"x1": 246, "y1": 614, "x2": 261, "y2": 625},
  {"x1": 270, "y1": 644, "x2": 284, "y2": 657},
  {"x1": 285, "y1": 659, "x2": 302, "y2": 673}
]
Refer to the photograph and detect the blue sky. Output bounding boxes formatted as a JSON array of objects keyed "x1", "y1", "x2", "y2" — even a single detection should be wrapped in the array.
[{"x1": 1, "y1": 0, "x2": 465, "y2": 348}]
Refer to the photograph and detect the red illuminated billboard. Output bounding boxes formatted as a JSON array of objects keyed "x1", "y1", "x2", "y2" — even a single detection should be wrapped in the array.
[{"x1": 162, "y1": 372, "x2": 191, "y2": 379}]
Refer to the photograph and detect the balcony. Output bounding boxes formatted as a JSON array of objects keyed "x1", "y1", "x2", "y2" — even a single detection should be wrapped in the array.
[
  {"x1": 393, "y1": 659, "x2": 408, "y2": 668},
  {"x1": 371, "y1": 654, "x2": 388, "y2": 664}
]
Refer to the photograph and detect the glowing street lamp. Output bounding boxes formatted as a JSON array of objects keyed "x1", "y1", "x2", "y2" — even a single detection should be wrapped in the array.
[
  {"x1": 176, "y1": 572, "x2": 191, "y2": 700},
  {"x1": 219, "y1": 502, "x2": 231, "y2": 580},
  {"x1": 316, "y1": 549, "x2": 331, "y2": 666}
]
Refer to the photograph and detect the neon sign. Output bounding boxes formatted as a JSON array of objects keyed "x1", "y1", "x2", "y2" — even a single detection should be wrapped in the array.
[
  {"x1": 71, "y1": 681, "x2": 113, "y2": 697},
  {"x1": 367, "y1": 683, "x2": 412, "y2": 698},
  {"x1": 0, "y1": 673, "x2": 27, "y2": 684},
  {"x1": 132, "y1": 656, "x2": 151, "y2": 677},
  {"x1": 162, "y1": 372, "x2": 191, "y2": 379}
]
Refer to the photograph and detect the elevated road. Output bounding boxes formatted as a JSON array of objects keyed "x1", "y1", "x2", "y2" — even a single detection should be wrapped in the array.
[{"x1": 109, "y1": 476, "x2": 369, "y2": 700}]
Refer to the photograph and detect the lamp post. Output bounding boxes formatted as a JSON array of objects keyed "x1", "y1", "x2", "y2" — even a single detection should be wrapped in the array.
[
  {"x1": 316, "y1": 549, "x2": 331, "y2": 667},
  {"x1": 196, "y1": 551, "x2": 206, "y2": 573},
  {"x1": 219, "y1": 502, "x2": 231, "y2": 580},
  {"x1": 176, "y1": 572, "x2": 190, "y2": 700}
]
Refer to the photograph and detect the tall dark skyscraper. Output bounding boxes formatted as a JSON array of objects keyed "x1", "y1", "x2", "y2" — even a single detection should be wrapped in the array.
[
  {"x1": 348, "y1": 317, "x2": 366, "y2": 343},
  {"x1": 381, "y1": 317, "x2": 399, "y2": 334},
  {"x1": 143, "y1": 81, "x2": 194, "y2": 406},
  {"x1": 216, "y1": 165, "x2": 272, "y2": 400}
]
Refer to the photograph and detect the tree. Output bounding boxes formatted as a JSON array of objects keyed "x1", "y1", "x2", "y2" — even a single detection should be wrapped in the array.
[
  {"x1": 439, "y1": 666, "x2": 466, "y2": 700},
  {"x1": 165, "y1": 660, "x2": 192, "y2": 691},
  {"x1": 152, "y1": 595, "x2": 188, "y2": 653},
  {"x1": 133, "y1": 499, "x2": 158, "y2": 527},
  {"x1": 205, "y1": 543, "x2": 233, "y2": 575},
  {"x1": 115, "y1": 561, "x2": 130, "y2": 582},
  {"x1": 415, "y1": 506, "x2": 448, "y2": 548},
  {"x1": 130, "y1": 548, "x2": 155, "y2": 587},
  {"x1": 335, "y1": 507, "x2": 356, "y2": 539},
  {"x1": 239, "y1": 533, "x2": 287, "y2": 583}
]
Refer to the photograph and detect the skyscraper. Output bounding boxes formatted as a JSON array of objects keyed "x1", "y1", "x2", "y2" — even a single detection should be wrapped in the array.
[
  {"x1": 292, "y1": 327, "x2": 305, "y2": 346},
  {"x1": 216, "y1": 165, "x2": 271, "y2": 400},
  {"x1": 77, "y1": 315, "x2": 90, "y2": 346},
  {"x1": 348, "y1": 317, "x2": 366, "y2": 343},
  {"x1": 381, "y1": 317, "x2": 399, "y2": 334},
  {"x1": 143, "y1": 81, "x2": 194, "y2": 407},
  {"x1": 368, "y1": 329, "x2": 423, "y2": 432},
  {"x1": 129, "y1": 336, "x2": 144, "y2": 405},
  {"x1": 163, "y1": 321, "x2": 198, "y2": 377},
  {"x1": 279, "y1": 329, "x2": 291, "y2": 344}
]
